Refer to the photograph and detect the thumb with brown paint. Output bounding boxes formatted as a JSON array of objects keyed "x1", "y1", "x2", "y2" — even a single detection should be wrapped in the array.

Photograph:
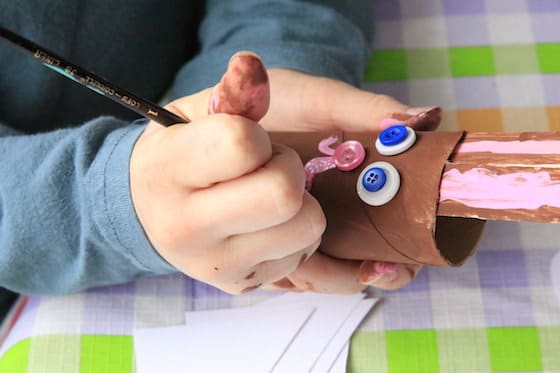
[{"x1": 129, "y1": 52, "x2": 325, "y2": 295}]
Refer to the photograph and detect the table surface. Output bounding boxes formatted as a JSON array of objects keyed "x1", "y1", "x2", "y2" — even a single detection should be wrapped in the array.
[{"x1": 1, "y1": 1, "x2": 560, "y2": 372}]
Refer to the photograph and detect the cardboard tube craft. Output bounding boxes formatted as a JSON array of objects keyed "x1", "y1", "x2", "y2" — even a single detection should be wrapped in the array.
[
  {"x1": 209, "y1": 53, "x2": 560, "y2": 267},
  {"x1": 270, "y1": 128, "x2": 560, "y2": 267}
]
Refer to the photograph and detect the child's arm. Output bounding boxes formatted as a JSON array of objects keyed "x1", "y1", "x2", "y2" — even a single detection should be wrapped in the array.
[
  {"x1": 0, "y1": 56, "x2": 328, "y2": 296},
  {"x1": 0, "y1": 0, "x2": 430, "y2": 295},
  {"x1": 168, "y1": 0, "x2": 372, "y2": 98},
  {"x1": 0, "y1": 118, "x2": 177, "y2": 295}
]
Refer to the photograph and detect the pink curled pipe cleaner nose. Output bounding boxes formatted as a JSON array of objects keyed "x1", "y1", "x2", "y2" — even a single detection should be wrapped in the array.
[{"x1": 304, "y1": 136, "x2": 366, "y2": 189}]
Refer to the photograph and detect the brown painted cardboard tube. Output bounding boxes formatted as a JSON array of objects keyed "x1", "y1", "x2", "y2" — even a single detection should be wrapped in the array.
[{"x1": 269, "y1": 130, "x2": 485, "y2": 266}]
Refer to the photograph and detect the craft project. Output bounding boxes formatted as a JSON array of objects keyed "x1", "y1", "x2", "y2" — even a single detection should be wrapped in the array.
[
  {"x1": 270, "y1": 127, "x2": 560, "y2": 267},
  {"x1": 202, "y1": 53, "x2": 560, "y2": 268}
]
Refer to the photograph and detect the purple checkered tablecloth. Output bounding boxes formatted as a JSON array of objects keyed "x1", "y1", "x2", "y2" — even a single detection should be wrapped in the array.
[{"x1": 1, "y1": 1, "x2": 559, "y2": 372}]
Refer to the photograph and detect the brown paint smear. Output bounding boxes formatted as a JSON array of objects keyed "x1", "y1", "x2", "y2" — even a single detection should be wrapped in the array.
[
  {"x1": 209, "y1": 52, "x2": 270, "y2": 122},
  {"x1": 391, "y1": 107, "x2": 442, "y2": 131},
  {"x1": 241, "y1": 283, "x2": 262, "y2": 293}
]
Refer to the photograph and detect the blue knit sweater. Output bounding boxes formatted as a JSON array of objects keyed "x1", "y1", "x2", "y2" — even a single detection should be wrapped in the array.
[{"x1": 0, "y1": 0, "x2": 371, "y2": 311}]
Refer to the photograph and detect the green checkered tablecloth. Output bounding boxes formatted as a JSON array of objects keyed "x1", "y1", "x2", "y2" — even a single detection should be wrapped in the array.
[{"x1": 1, "y1": 1, "x2": 560, "y2": 372}]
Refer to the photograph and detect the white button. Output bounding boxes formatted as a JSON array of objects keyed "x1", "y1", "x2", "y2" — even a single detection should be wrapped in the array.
[
  {"x1": 356, "y1": 161, "x2": 400, "y2": 206},
  {"x1": 375, "y1": 125, "x2": 416, "y2": 156}
]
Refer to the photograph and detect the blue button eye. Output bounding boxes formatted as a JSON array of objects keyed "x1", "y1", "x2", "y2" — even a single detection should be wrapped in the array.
[
  {"x1": 356, "y1": 162, "x2": 400, "y2": 206},
  {"x1": 379, "y1": 125, "x2": 408, "y2": 146},
  {"x1": 361, "y1": 167, "x2": 386, "y2": 192},
  {"x1": 375, "y1": 125, "x2": 416, "y2": 156}
]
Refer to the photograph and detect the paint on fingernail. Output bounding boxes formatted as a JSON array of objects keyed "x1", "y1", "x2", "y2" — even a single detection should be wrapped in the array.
[
  {"x1": 387, "y1": 107, "x2": 442, "y2": 131},
  {"x1": 303, "y1": 281, "x2": 315, "y2": 292},
  {"x1": 272, "y1": 277, "x2": 297, "y2": 289},
  {"x1": 241, "y1": 283, "x2": 262, "y2": 293},
  {"x1": 406, "y1": 107, "x2": 442, "y2": 131},
  {"x1": 244, "y1": 271, "x2": 256, "y2": 280},
  {"x1": 374, "y1": 261, "x2": 399, "y2": 274},
  {"x1": 359, "y1": 261, "x2": 400, "y2": 284},
  {"x1": 358, "y1": 261, "x2": 376, "y2": 283},
  {"x1": 405, "y1": 106, "x2": 438, "y2": 116}
]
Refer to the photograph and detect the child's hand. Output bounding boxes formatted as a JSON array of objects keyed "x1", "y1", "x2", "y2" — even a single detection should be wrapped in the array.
[
  {"x1": 131, "y1": 52, "x2": 434, "y2": 294},
  {"x1": 130, "y1": 111, "x2": 326, "y2": 295},
  {"x1": 257, "y1": 67, "x2": 442, "y2": 293},
  {"x1": 130, "y1": 53, "x2": 330, "y2": 295}
]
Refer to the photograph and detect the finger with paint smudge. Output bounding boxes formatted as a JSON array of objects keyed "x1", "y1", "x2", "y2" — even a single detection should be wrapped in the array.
[
  {"x1": 209, "y1": 51, "x2": 270, "y2": 122},
  {"x1": 131, "y1": 50, "x2": 328, "y2": 295}
]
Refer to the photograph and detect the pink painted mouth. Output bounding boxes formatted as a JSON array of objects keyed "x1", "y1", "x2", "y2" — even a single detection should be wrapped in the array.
[{"x1": 440, "y1": 168, "x2": 560, "y2": 210}]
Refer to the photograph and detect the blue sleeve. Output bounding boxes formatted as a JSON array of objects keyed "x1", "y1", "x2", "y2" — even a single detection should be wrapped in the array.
[
  {"x1": 168, "y1": 0, "x2": 372, "y2": 99},
  {"x1": 0, "y1": 119, "x2": 176, "y2": 295},
  {"x1": 0, "y1": 0, "x2": 371, "y2": 295}
]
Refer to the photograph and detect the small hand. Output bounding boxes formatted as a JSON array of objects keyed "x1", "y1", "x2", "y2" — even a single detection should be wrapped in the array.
[
  {"x1": 133, "y1": 52, "x2": 438, "y2": 294},
  {"x1": 258, "y1": 67, "x2": 441, "y2": 292},
  {"x1": 130, "y1": 53, "x2": 326, "y2": 294}
]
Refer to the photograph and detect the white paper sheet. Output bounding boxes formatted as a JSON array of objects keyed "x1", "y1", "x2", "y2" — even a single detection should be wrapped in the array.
[
  {"x1": 311, "y1": 297, "x2": 378, "y2": 373},
  {"x1": 134, "y1": 305, "x2": 314, "y2": 373},
  {"x1": 259, "y1": 292, "x2": 365, "y2": 373},
  {"x1": 329, "y1": 342, "x2": 349, "y2": 373},
  {"x1": 134, "y1": 292, "x2": 379, "y2": 373}
]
